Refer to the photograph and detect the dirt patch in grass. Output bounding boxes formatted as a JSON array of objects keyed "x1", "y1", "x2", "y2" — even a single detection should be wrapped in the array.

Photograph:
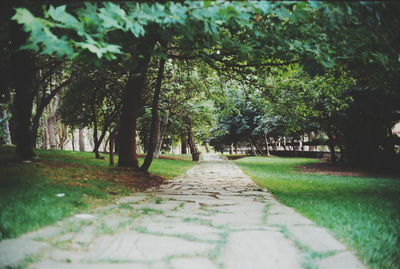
[
  {"x1": 298, "y1": 160, "x2": 399, "y2": 178},
  {"x1": 37, "y1": 159, "x2": 164, "y2": 190},
  {"x1": 137, "y1": 153, "x2": 190, "y2": 161},
  {"x1": 224, "y1": 154, "x2": 252, "y2": 160}
]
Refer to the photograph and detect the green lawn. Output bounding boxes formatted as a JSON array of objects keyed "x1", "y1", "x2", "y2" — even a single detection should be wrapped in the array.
[
  {"x1": 235, "y1": 156, "x2": 400, "y2": 269},
  {"x1": 0, "y1": 146, "x2": 195, "y2": 240}
]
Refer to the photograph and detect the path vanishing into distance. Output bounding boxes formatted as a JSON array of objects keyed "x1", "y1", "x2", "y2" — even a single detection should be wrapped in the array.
[{"x1": 0, "y1": 155, "x2": 366, "y2": 269}]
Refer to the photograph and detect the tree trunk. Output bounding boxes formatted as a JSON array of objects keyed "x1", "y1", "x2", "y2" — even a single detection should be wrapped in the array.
[
  {"x1": 109, "y1": 135, "x2": 114, "y2": 166},
  {"x1": 78, "y1": 128, "x2": 85, "y2": 152},
  {"x1": 249, "y1": 139, "x2": 256, "y2": 155},
  {"x1": 47, "y1": 93, "x2": 59, "y2": 149},
  {"x1": 282, "y1": 137, "x2": 287, "y2": 151},
  {"x1": 187, "y1": 123, "x2": 200, "y2": 161},
  {"x1": 229, "y1": 144, "x2": 233, "y2": 154},
  {"x1": 57, "y1": 123, "x2": 68, "y2": 150},
  {"x1": 118, "y1": 39, "x2": 155, "y2": 168},
  {"x1": 327, "y1": 120, "x2": 337, "y2": 164},
  {"x1": 252, "y1": 138, "x2": 265, "y2": 156},
  {"x1": 204, "y1": 142, "x2": 210, "y2": 153},
  {"x1": 71, "y1": 129, "x2": 75, "y2": 151},
  {"x1": 104, "y1": 135, "x2": 109, "y2": 153},
  {"x1": 92, "y1": 89, "x2": 101, "y2": 158},
  {"x1": 234, "y1": 143, "x2": 238, "y2": 154},
  {"x1": 309, "y1": 131, "x2": 316, "y2": 151},
  {"x1": 109, "y1": 125, "x2": 118, "y2": 166},
  {"x1": 154, "y1": 110, "x2": 169, "y2": 159},
  {"x1": 31, "y1": 76, "x2": 72, "y2": 147},
  {"x1": 141, "y1": 57, "x2": 166, "y2": 171},
  {"x1": 9, "y1": 16, "x2": 36, "y2": 160},
  {"x1": 181, "y1": 133, "x2": 188, "y2": 154},
  {"x1": 87, "y1": 129, "x2": 94, "y2": 150},
  {"x1": 41, "y1": 122, "x2": 48, "y2": 149},
  {"x1": 0, "y1": 106, "x2": 11, "y2": 145},
  {"x1": 264, "y1": 133, "x2": 270, "y2": 156}
]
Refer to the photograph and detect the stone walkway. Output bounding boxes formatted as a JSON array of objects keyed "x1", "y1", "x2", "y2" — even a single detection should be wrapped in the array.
[{"x1": 0, "y1": 155, "x2": 366, "y2": 269}]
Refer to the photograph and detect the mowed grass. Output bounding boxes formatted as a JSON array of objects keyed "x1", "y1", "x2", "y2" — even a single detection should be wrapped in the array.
[
  {"x1": 235, "y1": 156, "x2": 400, "y2": 269},
  {"x1": 0, "y1": 146, "x2": 195, "y2": 240}
]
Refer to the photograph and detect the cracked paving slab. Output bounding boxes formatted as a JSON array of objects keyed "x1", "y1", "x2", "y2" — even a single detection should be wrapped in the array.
[{"x1": 0, "y1": 154, "x2": 366, "y2": 269}]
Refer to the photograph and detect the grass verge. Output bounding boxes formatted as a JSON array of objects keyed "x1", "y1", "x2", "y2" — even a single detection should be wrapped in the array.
[
  {"x1": 235, "y1": 156, "x2": 400, "y2": 269},
  {"x1": 0, "y1": 146, "x2": 195, "y2": 241}
]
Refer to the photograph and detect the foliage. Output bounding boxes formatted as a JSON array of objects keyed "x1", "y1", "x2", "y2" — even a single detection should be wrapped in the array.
[
  {"x1": 236, "y1": 156, "x2": 400, "y2": 269},
  {"x1": 58, "y1": 63, "x2": 124, "y2": 130},
  {"x1": 12, "y1": 2, "x2": 334, "y2": 66}
]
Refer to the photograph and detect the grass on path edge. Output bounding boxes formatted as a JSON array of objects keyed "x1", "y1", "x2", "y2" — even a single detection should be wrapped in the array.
[
  {"x1": 0, "y1": 147, "x2": 195, "y2": 240},
  {"x1": 235, "y1": 156, "x2": 400, "y2": 269}
]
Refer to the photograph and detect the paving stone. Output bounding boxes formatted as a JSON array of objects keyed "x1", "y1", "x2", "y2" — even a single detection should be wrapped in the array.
[
  {"x1": 0, "y1": 238, "x2": 48, "y2": 268},
  {"x1": 136, "y1": 222, "x2": 221, "y2": 241},
  {"x1": 207, "y1": 212, "x2": 263, "y2": 228},
  {"x1": 28, "y1": 261, "x2": 148, "y2": 269},
  {"x1": 23, "y1": 226, "x2": 62, "y2": 240},
  {"x1": 117, "y1": 194, "x2": 148, "y2": 204},
  {"x1": 85, "y1": 232, "x2": 212, "y2": 262},
  {"x1": 219, "y1": 230, "x2": 303, "y2": 269},
  {"x1": 170, "y1": 257, "x2": 218, "y2": 269},
  {"x1": 289, "y1": 225, "x2": 346, "y2": 252},
  {"x1": 267, "y1": 204, "x2": 314, "y2": 226},
  {"x1": 72, "y1": 226, "x2": 96, "y2": 245},
  {"x1": 42, "y1": 249, "x2": 87, "y2": 262},
  {"x1": 318, "y1": 251, "x2": 367, "y2": 269},
  {"x1": 101, "y1": 216, "x2": 132, "y2": 230},
  {"x1": 56, "y1": 232, "x2": 76, "y2": 242}
]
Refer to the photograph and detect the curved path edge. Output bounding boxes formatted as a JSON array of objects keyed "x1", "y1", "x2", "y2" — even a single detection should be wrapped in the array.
[{"x1": 0, "y1": 155, "x2": 366, "y2": 269}]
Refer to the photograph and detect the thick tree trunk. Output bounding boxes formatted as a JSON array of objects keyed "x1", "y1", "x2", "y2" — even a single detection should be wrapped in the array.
[
  {"x1": 234, "y1": 142, "x2": 238, "y2": 154},
  {"x1": 9, "y1": 16, "x2": 36, "y2": 160},
  {"x1": 181, "y1": 133, "x2": 188, "y2": 154},
  {"x1": 78, "y1": 128, "x2": 85, "y2": 152},
  {"x1": 118, "y1": 40, "x2": 155, "y2": 168},
  {"x1": 154, "y1": 110, "x2": 169, "y2": 159},
  {"x1": 93, "y1": 137, "x2": 101, "y2": 158},
  {"x1": 141, "y1": 57, "x2": 166, "y2": 171},
  {"x1": 229, "y1": 144, "x2": 233, "y2": 154},
  {"x1": 187, "y1": 123, "x2": 200, "y2": 161}
]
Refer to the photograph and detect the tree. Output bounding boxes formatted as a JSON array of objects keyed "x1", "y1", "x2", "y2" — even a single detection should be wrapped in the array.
[
  {"x1": 12, "y1": 1, "x2": 335, "y2": 169},
  {"x1": 59, "y1": 63, "x2": 124, "y2": 158}
]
